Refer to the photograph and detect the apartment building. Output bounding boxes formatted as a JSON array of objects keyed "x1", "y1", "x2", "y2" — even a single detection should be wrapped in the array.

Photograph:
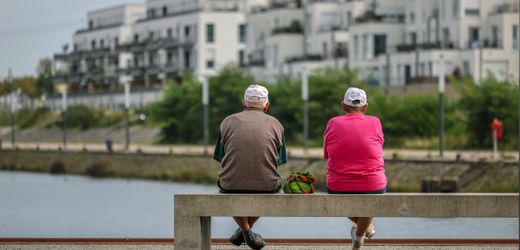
[
  {"x1": 53, "y1": 4, "x2": 146, "y2": 93},
  {"x1": 53, "y1": 0, "x2": 267, "y2": 95},
  {"x1": 247, "y1": 0, "x2": 519, "y2": 86},
  {"x1": 356, "y1": 0, "x2": 520, "y2": 87}
]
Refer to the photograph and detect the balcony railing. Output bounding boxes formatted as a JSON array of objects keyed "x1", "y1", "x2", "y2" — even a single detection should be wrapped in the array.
[
  {"x1": 286, "y1": 54, "x2": 322, "y2": 63},
  {"x1": 355, "y1": 11, "x2": 405, "y2": 24},
  {"x1": 272, "y1": 21, "x2": 303, "y2": 35},
  {"x1": 395, "y1": 42, "x2": 456, "y2": 52}
]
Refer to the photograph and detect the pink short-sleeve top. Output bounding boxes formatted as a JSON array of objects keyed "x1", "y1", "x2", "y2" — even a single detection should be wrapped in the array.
[{"x1": 323, "y1": 113, "x2": 386, "y2": 192}]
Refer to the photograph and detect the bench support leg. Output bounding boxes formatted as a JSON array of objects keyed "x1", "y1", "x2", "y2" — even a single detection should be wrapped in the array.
[{"x1": 174, "y1": 215, "x2": 211, "y2": 250}]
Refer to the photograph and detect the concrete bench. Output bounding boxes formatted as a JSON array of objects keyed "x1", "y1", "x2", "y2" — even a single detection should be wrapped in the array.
[{"x1": 174, "y1": 193, "x2": 518, "y2": 250}]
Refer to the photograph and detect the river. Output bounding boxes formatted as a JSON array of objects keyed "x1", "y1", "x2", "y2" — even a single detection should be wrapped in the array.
[{"x1": 0, "y1": 170, "x2": 517, "y2": 239}]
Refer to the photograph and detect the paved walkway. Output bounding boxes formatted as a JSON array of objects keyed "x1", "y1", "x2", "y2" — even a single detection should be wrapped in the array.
[
  {"x1": 1, "y1": 244, "x2": 516, "y2": 250},
  {"x1": 2, "y1": 142, "x2": 518, "y2": 161}
]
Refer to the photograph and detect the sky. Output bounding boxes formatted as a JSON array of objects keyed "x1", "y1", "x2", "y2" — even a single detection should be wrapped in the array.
[{"x1": 0, "y1": 0, "x2": 143, "y2": 79}]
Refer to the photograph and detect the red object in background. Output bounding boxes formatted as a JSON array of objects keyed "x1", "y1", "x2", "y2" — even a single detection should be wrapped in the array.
[{"x1": 491, "y1": 118, "x2": 503, "y2": 140}]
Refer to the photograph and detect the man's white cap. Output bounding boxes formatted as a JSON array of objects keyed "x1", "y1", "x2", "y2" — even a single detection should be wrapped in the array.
[
  {"x1": 343, "y1": 87, "x2": 367, "y2": 107},
  {"x1": 244, "y1": 84, "x2": 269, "y2": 104}
]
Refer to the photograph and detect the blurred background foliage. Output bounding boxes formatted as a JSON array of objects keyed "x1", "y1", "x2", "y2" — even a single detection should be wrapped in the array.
[{"x1": 0, "y1": 64, "x2": 518, "y2": 150}]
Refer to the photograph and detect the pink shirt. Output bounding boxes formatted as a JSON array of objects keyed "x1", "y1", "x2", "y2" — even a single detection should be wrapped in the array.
[{"x1": 323, "y1": 113, "x2": 386, "y2": 192}]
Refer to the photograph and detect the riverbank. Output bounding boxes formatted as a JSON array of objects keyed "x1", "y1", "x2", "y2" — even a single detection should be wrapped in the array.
[{"x1": 0, "y1": 150, "x2": 517, "y2": 192}]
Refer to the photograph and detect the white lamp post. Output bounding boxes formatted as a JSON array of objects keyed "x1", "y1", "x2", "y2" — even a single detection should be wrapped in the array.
[
  {"x1": 438, "y1": 54, "x2": 445, "y2": 158},
  {"x1": 56, "y1": 83, "x2": 68, "y2": 151},
  {"x1": 301, "y1": 69, "x2": 309, "y2": 155}
]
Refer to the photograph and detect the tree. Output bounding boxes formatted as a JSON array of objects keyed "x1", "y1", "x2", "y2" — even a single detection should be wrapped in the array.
[
  {"x1": 36, "y1": 58, "x2": 54, "y2": 96},
  {"x1": 457, "y1": 75, "x2": 519, "y2": 149}
]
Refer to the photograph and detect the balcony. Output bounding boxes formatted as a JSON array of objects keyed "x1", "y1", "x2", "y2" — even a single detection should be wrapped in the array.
[
  {"x1": 355, "y1": 11, "x2": 404, "y2": 24},
  {"x1": 395, "y1": 42, "x2": 455, "y2": 52},
  {"x1": 272, "y1": 21, "x2": 303, "y2": 35},
  {"x1": 247, "y1": 59, "x2": 266, "y2": 67},
  {"x1": 286, "y1": 54, "x2": 322, "y2": 63},
  {"x1": 119, "y1": 37, "x2": 195, "y2": 53},
  {"x1": 251, "y1": 0, "x2": 301, "y2": 14}
]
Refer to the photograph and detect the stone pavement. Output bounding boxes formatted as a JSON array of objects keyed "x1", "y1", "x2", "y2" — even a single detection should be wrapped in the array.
[{"x1": 0, "y1": 244, "x2": 517, "y2": 250}]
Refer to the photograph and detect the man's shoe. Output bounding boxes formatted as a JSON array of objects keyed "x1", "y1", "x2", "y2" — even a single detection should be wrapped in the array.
[
  {"x1": 242, "y1": 230, "x2": 266, "y2": 250},
  {"x1": 229, "y1": 228, "x2": 244, "y2": 246}
]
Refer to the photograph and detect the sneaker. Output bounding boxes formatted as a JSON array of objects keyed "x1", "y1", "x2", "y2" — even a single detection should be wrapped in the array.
[
  {"x1": 350, "y1": 225, "x2": 365, "y2": 250},
  {"x1": 242, "y1": 230, "x2": 266, "y2": 250},
  {"x1": 351, "y1": 224, "x2": 376, "y2": 240},
  {"x1": 229, "y1": 228, "x2": 244, "y2": 246},
  {"x1": 365, "y1": 223, "x2": 376, "y2": 240}
]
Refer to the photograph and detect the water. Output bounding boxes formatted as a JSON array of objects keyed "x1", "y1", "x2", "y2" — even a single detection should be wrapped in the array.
[{"x1": 0, "y1": 170, "x2": 517, "y2": 239}]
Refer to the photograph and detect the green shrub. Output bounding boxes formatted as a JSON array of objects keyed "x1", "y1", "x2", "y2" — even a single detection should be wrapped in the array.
[
  {"x1": 86, "y1": 161, "x2": 114, "y2": 177},
  {"x1": 49, "y1": 160, "x2": 66, "y2": 174}
]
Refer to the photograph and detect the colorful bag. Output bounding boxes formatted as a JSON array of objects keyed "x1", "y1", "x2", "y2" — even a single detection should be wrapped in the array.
[{"x1": 283, "y1": 171, "x2": 316, "y2": 194}]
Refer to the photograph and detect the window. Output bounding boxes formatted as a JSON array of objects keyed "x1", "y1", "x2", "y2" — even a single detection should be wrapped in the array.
[
  {"x1": 206, "y1": 23, "x2": 214, "y2": 43},
  {"x1": 410, "y1": 32, "x2": 417, "y2": 45},
  {"x1": 362, "y1": 34, "x2": 368, "y2": 58},
  {"x1": 147, "y1": 8, "x2": 156, "y2": 18},
  {"x1": 162, "y1": 6, "x2": 168, "y2": 16},
  {"x1": 166, "y1": 51, "x2": 173, "y2": 64},
  {"x1": 469, "y1": 27, "x2": 479, "y2": 48},
  {"x1": 184, "y1": 51, "x2": 190, "y2": 69},
  {"x1": 322, "y1": 42, "x2": 328, "y2": 58},
  {"x1": 239, "y1": 24, "x2": 246, "y2": 43},
  {"x1": 374, "y1": 34, "x2": 386, "y2": 56},
  {"x1": 134, "y1": 34, "x2": 139, "y2": 42},
  {"x1": 184, "y1": 26, "x2": 190, "y2": 41},
  {"x1": 347, "y1": 12, "x2": 352, "y2": 26},
  {"x1": 149, "y1": 31, "x2": 154, "y2": 40},
  {"x1": 354, "y1": 35, "x2": 358, "y2": 58},
  {"x1": 167, "y1": 28, "x2": 173, "y2": 38},
  {"x1": 453, "y1": 0, "x2": 460, "y2": 18},
  {"x1": 73, "y1": 43, "x2": 78, "y2": 51},
  {"x1": 513, "y1": 25, "x2": 518, "y2": 50},
  {"x1": 88, "y1": 20, "x2": 93, "y2": 29},
  {"x1": 238, "y1": 50, "x2": 245, "y2": 67},
  {"x1": 463, "y1": 61, "x2": 470, "y2": 74},
  {"x1": 464, "y1": 0, "x2": 480, "y2": 16},
  {"x1": 100, "y1": 39, "x2": 104, "y2": 48},
  {"x1": 442, "y1": 28, "x2": 450, "y2": 47},
  {"x1": 465, "y1": 9, "x2": 480, "y2": 16},
  {"x1": 491, "y1": 26, "x2": 498, "y2": 47},
  {"x1": 91, "y1": 40, "x2": 96, "y2": 50},
  {"x1": 114, "y1": 37, "x2": 119, "y2": 46},
  {"x1": 409, "y1": 13, "x2": 415, "y2": 23},
  {"x1": 206, "y1": 49, "x2": 215, "y2": 69}
]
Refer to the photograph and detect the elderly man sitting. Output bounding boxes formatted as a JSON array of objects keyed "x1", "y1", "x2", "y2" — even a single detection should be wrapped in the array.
[{"x1": 213, "y1": 84, "x2": 287, "y2": 250}]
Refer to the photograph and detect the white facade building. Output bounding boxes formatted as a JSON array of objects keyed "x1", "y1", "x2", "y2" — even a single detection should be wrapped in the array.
[
  {"x1": 54, "y1": 0, "x2": 266, "y2": 98},
  {"x1": 247, "y1": 0, "x2": 519, "y2": 86}
]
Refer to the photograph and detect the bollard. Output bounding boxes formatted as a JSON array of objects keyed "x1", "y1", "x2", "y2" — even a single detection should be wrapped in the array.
[
  {"x1": 421, "y1": 177, "x2": 441, "y2": 192},
  {"x1": 105, "y1": 139, "x2": 113, "y2": 154},
  {"x1": 440, "y1": 177, "x2": 459, "y2": 192}
]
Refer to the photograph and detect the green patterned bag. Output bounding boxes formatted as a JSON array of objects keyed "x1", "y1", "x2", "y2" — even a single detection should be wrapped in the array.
[{"x1": 283, "y1": 171, "x2": 316, "y2": 194}]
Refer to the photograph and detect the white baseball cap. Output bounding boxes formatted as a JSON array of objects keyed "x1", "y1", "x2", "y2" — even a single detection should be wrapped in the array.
[
  {"x1": 343, "y1": 87, "x2": 367, "y2": 107},
  {"x1": 244, "y1": 84, "x2": 269, "y2": 104}
]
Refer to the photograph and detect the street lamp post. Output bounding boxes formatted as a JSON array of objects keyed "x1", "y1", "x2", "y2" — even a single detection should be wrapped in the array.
[
  {"x1": 438, "y1": 54, "x2": 445, "y2": 158},
  {"x1": 201, "y1": 77, "x2": 209, "y2": 156},
  {"x1": 124, "y1": 81, "x2": 131, "y2": 151},
  {"x1": 8, "y1": 69, "x2": 15, "y2": 148},
  {"x1": 57, "y1": 83, "x2": 68, "y2": 151},
  {"x1": 301, "y1": 69, "x2": 309, "y2": 155}
]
